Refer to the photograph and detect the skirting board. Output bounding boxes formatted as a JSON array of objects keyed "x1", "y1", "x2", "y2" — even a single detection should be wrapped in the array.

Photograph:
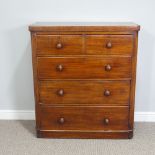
[{"x1": 0, "y1": 110, "x2": 155, "y2": 122}]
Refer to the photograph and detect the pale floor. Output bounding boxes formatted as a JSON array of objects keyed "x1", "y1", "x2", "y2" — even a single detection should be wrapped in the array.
[{"x1": 0, "y1": 121, "x2": 155, "y2": 155}]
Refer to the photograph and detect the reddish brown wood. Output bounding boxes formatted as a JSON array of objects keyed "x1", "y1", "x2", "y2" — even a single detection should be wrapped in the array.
[
  {"x1": 29, "y1": 22, "x2": 140, "y2": 139},
  {"x1": 29, "y1": 22, "x2": 140, "y2": 32},
  {"x1": 86, "y1": 35, "x2": 133, "y2": 55},
  {"x1": 129, "y1": 32, "x2": 139, "y2": 131},
  {"x1": 36, "y1": 35, "x2": 83, "y2": 55},
  {"x1": 37, "y1": 130, "x2": 133, "y2": 139},
  {"x1": 37, "y1": 56, "x2": 132, "y2": 79},
  {"x1": 35, "y1": 34, "x2": 133, "y2": 56},
  {"x1": 40, "y1": 106, "x2": 129, "y2": 130},
  {"x1": 30, "y1": 33, "x2": 41, "y2": 130},
  {"x1": 39, "y1": 80, "x2": 130, "y2": 105}
]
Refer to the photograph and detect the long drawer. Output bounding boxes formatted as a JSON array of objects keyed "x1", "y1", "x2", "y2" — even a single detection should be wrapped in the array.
[
  {"x1": 40, "y1": 106, "x2": 129, "y2": 131},
  {"x1": 39, "y1": 80, "x2": 130, "y2": 105},
  {"x1": 37, "y1": 56, "x2": 131, "y2": 79}
]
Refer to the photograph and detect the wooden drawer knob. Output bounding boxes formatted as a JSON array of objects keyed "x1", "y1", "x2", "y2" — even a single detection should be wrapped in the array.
[
  {"x1": 57, "y1": 89, "x2": 64, "y2": 96},
  {"x1": 104, "y1": 90, "x2": 111, "y2": 96},
  {"x1": 104, "y1": 118, "x2": 109, "y2": 125},
  {"x1": 59, "y1": 117, "x2": 65, "y2": 124},
  {"x1": 56, "y1": 43, "x2": 63, "y2": 49},
  {"x1": 106, "y1": 42, "x2": 112, "y2": 48},
  {"x1": 105, "y1": 64, "x2": 112, "y2": 71},
  {"x1": 56, "y1": 64, "x2": 63, "y2": 72}
]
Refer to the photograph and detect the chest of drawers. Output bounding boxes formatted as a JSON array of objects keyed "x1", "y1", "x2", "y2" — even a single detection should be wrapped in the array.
[{"x1": 29, "y1": 22, "x2": 140, "y2": 139}]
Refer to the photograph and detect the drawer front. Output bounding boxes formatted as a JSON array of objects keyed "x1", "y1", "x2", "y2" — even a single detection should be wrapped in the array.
[
  {"x1": 37, "y1": 57, "x2": 131, "y2": 79},
  {"x1": 86, "y1": 35, "x2": 133, "y2": 55},
  {"x1": 39, "y1": 80, "x2": 130, "y2": 105},
  {"x1": 36, "y1": 35, "x2": 83, "y2": 55},
  {"x1": 40, "y1": 106, "x2": 129, "y2": 130}
]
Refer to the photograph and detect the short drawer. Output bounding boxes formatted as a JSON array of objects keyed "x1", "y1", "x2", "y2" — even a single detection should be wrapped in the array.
[
  {"x1": 40, "y1": 106, "x2": 129, "y2": 130},
  {"x1": 36, "y1": 35, "x2": 83, "y2": 55},
  {"x1": 39, "y1": 80, "x2": 130, "y2": 105},
  {"x1": 37, "y1": 56, "x2": 131, "y2": 79},
  {"x1": 86, "y1": 35, "x2": 133, "y2": 55}
]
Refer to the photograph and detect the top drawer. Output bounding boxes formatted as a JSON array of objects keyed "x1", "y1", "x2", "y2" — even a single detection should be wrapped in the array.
[
  {"x1": 36, "y1": 35, "x2": 83, "y2": 55},
  {"x1": 86, "y1": 35, "x2": 133, "y2": 55},
  {"x1": 35, "y1": 35, "x2": 133, "y2": 56}
]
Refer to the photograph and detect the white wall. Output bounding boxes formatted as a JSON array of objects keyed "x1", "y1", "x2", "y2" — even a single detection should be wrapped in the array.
[{"x1": 0, "y1": 0, "x2": 155, "y2": 112}]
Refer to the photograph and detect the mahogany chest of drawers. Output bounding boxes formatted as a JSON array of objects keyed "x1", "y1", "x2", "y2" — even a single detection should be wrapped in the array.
[{"x1": 29, "y1": 22, "x2": 140, "y2": 139}]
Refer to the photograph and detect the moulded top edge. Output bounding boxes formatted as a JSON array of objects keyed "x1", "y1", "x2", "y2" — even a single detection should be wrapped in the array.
[{"x1": 29, "y1": 22, "x2": 140, "y2": 32}]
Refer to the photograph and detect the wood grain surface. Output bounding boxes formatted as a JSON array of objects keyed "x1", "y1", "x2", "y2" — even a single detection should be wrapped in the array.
[
  {"x1": 29, "y1": 22, "x2": 140, "y2": 139},
  {"x1": 39, "y1": 80, "x2": 130, "y2": 105},
  {"x1": 37, "y1": 56, "x2": 131, "y2": 79}
]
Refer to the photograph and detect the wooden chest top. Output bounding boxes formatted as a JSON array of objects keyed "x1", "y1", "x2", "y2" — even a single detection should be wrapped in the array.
[{"x1": 29, "y1": 22, "x2": 140, "y2": 32}]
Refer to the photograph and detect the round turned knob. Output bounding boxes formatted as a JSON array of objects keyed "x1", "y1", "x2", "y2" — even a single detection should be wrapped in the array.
[
  {"x1": 56, "y1": 43, "x2": 63, "y2": 49},
  {"x1": 56, "y1": 64, "x2": 63, "y2": 72},
  {"x1": 59, "y1": 117, "x2": 65, "y2": 124},
  {"x1": 105, "y1": 64, "x2": 112, "y2": 71},
  {"x1": 106, "y1": 42, "x2": 112, "y2": 48},
  {"x1": 57, "y1": 89, "x2": 64, "y2": 96},
  {"x1": 104, "y1": 90, "x2": 111, "y2": 96},
  {"x1": 104, "y1": 118, "x2": 109, "y2": 125}
]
